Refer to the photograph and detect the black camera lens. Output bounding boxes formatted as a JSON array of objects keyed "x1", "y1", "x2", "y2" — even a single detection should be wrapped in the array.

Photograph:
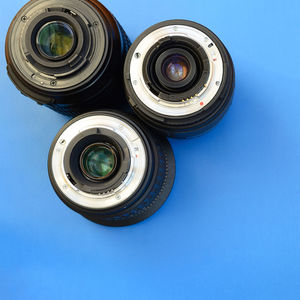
[
  {"x1": 48, "y1": 111, "x2": 176, "y2": 227},
  {"x1": 124, "y1": 20, "x2": 235, "y2": 138},
  {"x1": 6, "y1": 0, "x2": 131, "y2": 116}
]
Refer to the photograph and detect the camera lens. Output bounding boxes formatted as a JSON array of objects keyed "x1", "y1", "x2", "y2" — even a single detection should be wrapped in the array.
[
  {"x1": 80, "y1": 143, "x2": 117, "y2": 180},
  {"x1": 48, "y1": 111, "x2": 175, "y2": 227},
  {"x1": 124, "y1": 20, "x2": 235, "y2": 138},
  {"x1": 37, "y1": 21, "x2": 75, "y2": 59},
  {"x1": 6, "y1": 0, "x2": 131, "y2": 116}
]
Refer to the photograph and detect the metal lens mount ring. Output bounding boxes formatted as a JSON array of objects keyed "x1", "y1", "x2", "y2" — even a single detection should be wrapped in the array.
[
  {"x1": 129, "y1": 24, "x2": 224, "y2": 117},
  {"x1": 50, "y1": 115, "x2": 147, "y2": 210}
]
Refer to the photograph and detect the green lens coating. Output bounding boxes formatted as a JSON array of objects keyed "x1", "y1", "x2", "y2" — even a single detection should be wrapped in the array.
[
  {"x1": 37, "y1": 21, "x2": 75, "y2": 59},
  {"x1": 80, "y1": 144, "x2": 117, "y2": 180}
]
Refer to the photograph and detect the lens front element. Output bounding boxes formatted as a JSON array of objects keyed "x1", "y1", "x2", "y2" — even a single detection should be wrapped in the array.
[
  {"x1": 80, "y1": 143, "x2": 117, "y2": 180},
  {"x1": 37, "y1": 21, "x2": 75, "y2": 59}
]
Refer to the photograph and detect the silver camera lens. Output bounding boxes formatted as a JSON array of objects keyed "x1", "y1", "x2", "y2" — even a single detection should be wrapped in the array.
[
  {"x1": 124, "y1": 20, "x2": 235, "y2": 138},
  {"x1": 48, "y1": 111, "x2": 175, "y2": 226}
]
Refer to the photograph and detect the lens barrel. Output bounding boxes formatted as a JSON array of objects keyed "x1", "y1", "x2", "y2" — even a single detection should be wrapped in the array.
[
  {"x1": 6, "y1": 0, "x2": 131, "y2": 116},
  {"x1": 48, "y1": 111, "x2": 176, "y2": 226},
  {"x1": 124, "y1": 20, "x2": 235, "y2": 138}
]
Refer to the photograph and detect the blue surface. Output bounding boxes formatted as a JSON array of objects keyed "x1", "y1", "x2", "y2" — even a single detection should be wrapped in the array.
[{"x1": 1, "y1": 0, "x2": 300, "y2": 299}]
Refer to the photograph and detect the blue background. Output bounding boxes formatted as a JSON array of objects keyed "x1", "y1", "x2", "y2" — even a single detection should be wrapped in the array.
[{"x1": 1, "y1": 0, "x2": 299, "y2": 299}]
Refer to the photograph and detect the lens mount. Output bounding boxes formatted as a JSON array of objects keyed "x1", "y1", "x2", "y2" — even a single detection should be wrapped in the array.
[
  {"x1": 50, "y1": 113, "x2": 146, "y2": 210},
  {"x1": 48, "y1": 111, "x2": 176, "y2": 226},
  {"x1": 24, "y1": 10, "x2": 86, "y2": 75},
  {"x1": 124, "y1": 20, "x2": 235, "y2": 138},
  {"x1": 143, "y1": 36, "x2": 210, "y2": 102},
  {"x1": 62, "y1": 127, "x2": 131, "y2": 195}
]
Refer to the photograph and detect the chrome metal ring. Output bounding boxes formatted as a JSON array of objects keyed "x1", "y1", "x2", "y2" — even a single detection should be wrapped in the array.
[
  {"x1": 50, "y1": 115, "x2": 147, "y2": 210},
  {"x1": 129, "y1": 24, "x2": 224, "y2": 117}
]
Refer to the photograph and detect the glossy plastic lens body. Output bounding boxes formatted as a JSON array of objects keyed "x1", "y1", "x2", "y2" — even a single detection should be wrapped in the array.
[
  {"x1": 80, "y1": 144, "x2": 117, "y2": 180},
  {"x1": 6, "y1": 0, "x2": 131, "y2": 116},
  {"x1": 124, "y1": 20, "x2": 235, "y2": 138},
  {"x1": 48, "y1": 111, "x2": 176, "y2": 227},
  {"x1": 37, "y1": 21, "x2": 75, "y2": 59}
]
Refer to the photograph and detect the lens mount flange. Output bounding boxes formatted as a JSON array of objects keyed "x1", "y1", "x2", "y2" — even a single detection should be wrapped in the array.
[
  {"x1": 49, "y1": 113, "x2": 147, "y2": 210},
  {"x1": 126, "y1": 22, "x2": 223, "y2": 117}
]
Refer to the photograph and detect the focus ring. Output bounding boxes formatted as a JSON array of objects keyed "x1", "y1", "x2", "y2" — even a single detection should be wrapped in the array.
[{"x1": 116, "y1": 20, "x2": 131, "y2": 55}]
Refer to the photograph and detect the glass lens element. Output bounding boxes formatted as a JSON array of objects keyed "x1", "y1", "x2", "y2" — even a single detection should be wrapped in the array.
[
  {"x1": 81, "y1": 144, "x2": 117, "y2": 180},
  {"x1": 162, "y1": 54, "x2": 190, "y2": 82},
  {"x1": 37, "y1": 21, "x2": 75, "y2": 59}
]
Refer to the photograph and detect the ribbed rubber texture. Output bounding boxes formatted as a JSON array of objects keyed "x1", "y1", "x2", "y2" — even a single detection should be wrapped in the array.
[{"x1": 117, "y1": 20, "x2": 131, "y2": 55}]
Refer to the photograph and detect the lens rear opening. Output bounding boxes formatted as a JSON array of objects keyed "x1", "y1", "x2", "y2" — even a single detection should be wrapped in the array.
[
  {"x1": 162, "y1": 54, "x2": 190, "y2": 82},
  {"x1": 143, "y1": 37, "x2": 210, "y2": 102},
  {"x1": 154, "y1": 47, "x2": 199, "y2": 92},
  {"x1": 36, "y1": 21, "x2": 76, "y2": 60},
  {"x1": 80, "y1": 143, "x2": 118, "y2": 181},
  {"x1": 63, "y1": 130, "x2": 131, "y2": 195}
]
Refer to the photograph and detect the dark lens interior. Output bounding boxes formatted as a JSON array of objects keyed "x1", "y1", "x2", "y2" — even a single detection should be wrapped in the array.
[
  {"x1": 80, "y1": 143, "x2": 117, "y2": 180},
  {"x1": 162, "y1": 54, "x2": 190, "y2": 82},
  {"x1": 37, "y1": 21, "x2": 75, "y2": 59}
]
